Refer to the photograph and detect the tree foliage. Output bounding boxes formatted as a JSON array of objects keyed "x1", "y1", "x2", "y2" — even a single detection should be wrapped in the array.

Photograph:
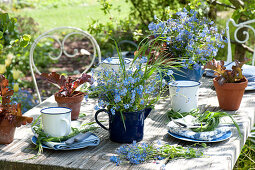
[
  {"x1": 0, "y1": 12, "x2": 30, "y2": 51},
  {"x1": 128, "y1": 0, "x2": 188, "y2": 29}
]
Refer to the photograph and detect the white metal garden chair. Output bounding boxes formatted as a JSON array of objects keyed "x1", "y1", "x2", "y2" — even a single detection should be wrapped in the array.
[
  {"x1": 226, "y1": 18, "x2": 255, "y2": 65},
  {"x1": 29, "y1": 26, "x2": 101, "y2": 103},
  {"x1": 226, "y1": 19, "x2": 255, "y2": 142}
]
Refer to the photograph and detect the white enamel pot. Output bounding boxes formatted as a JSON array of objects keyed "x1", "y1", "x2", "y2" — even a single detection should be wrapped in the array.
[{"x1": 169, "y1": 81, "x2": 201, "y2": 113}]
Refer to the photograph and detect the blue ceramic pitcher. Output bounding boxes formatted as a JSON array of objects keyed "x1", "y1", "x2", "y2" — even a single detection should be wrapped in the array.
[
  {"x1": 95, "y1": 107, "x2": 152, "y2": 143},
  {"x1": 162, "y1": 66, "x2": 204, "y2": 82}
]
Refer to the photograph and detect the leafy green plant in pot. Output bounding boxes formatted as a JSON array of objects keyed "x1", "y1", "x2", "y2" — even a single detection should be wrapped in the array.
[
  {"x1": 0, "y1": 75, "x2": 33, "y2": 144},
  {"x1": 205, "y1": 59, "x2": 248, "y2": 110},
  {"x1": 41, "y1": 72, "x2": 92, "y2": 120}
]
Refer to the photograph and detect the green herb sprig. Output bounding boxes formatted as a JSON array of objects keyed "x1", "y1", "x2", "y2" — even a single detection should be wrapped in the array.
[
  {"x1": 31, "y1": 118, "x2": 98, "y2": 159},
  {"x1": 167, "y1": 109, "x2": 242, "y2": 137}
]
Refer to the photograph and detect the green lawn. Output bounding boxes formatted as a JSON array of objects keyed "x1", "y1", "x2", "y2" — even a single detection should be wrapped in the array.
[{"x1": 12, "y1": 0, "x2": 130, "y2": 33}]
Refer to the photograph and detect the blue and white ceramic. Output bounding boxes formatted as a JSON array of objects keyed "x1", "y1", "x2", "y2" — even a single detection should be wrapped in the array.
[
  {"x1": 31, "y1": 133, "x2": 100, "y2": 150},
  {"x1": 168, "y1": 130, "x2": 232, "y2": 143},
  {"x1": 41, "y1": 107, "x2": 72, "y2": 137},
  {"x1": 169, "y1": 81, "x2": 201, "y2": 113},
  {"x1": 101, "y1": 57, "x2": 131, "y2": 72},
  {"x1": 167, "y1": 115, "x2": 231, "y2": 141},
  {"x1": 163, "y1": 66, "x2": 204, "y2": 82},
  {"x1": 245, "y1": 82, "x2": 255, "y2": 91}
]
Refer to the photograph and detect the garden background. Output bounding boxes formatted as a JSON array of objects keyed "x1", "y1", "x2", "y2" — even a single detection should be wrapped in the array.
[{"x1": 0, "y1": 0, "x2": 254, "y2": 169}]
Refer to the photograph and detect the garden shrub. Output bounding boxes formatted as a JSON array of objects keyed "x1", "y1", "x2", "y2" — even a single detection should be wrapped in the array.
[
  {"x1": 0, "y1": 12, "x2": 39, "y2": 112},
  {"x1": 88, "y1": 17, "x2": 138, "y2": 57},
  {"x1": 128, "y1": 0, "x2": 187, "y2": 29},
  {"x1": 0, "y1": 12, "x2": 30, "y2": 88}
]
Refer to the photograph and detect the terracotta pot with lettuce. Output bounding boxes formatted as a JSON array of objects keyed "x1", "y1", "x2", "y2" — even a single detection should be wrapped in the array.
[
  {"x1": 0, "y1": 75, "x2": 33, "y2": 144},
  {"x1": 41, "y1": 72, "x2": 92, "y2": 120}
]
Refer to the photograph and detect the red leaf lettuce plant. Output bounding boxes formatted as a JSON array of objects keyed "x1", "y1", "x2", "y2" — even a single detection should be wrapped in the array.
[
  {"x1": 205, "y1": 59, "x2": 245, "y2": 85},
  {"x1": 41, "y1": 72, "x2": 93, "y2": 97},
  {"x1": 0, "y1": 75, "x2": 33, "y2": 127}
]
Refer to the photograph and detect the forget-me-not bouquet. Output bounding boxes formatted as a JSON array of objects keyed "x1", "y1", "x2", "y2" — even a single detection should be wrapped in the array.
[
  {"x1": 148, "y1": 8, "x2": 226, "y2": 70},
  {"x1": 90, "y1": 43, "x2": 170, "y2": 115}
]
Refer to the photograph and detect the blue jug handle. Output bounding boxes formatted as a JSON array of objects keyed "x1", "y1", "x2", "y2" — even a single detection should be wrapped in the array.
[
  {"x1": 95, "y1": 109, "x2": 110, "y2": 131},
  {"x1": 144, "y1": 107, "x2": 152, "y2": 119}
]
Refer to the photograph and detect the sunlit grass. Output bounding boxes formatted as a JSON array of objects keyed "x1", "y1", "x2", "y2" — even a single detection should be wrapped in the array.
[
  {"x1": 234, "y1": 138, "x2": 255, "y2": 169},
  {"x1": 11, "y1": 0, "x2": 130, "y2": 33}
]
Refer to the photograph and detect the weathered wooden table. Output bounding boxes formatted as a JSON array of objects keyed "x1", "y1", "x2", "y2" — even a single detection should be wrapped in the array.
[{"x1": 0, "y1": 77, "x2": 254, "y2": 170}]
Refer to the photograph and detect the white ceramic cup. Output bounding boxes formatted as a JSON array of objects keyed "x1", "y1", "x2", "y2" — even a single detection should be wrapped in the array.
[
  {"x1": 41, "y1": 107, "x2": 72, "y2": 137},
  {"x1": 169, "y1": 81, "x2": 201, "y2": 113},
  {"x1": 101, "y1": 57, "x2": 131, "y2": 72}
]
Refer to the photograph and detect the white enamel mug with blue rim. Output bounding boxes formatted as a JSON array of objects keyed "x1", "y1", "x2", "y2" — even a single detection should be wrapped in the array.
[
  {"x1": 169, "y1": 81, "x2": 201, "y2": 113},
  {"x1": 41, "y1": 107, "x2": 72, "y2": 137},
  {"x1": 101, "y1": 57, "x2": 131, "y2": 72}
]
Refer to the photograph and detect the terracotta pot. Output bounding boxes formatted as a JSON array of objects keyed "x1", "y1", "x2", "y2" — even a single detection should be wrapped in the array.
[
  {"x1": 213, "y1": 77, "x2": 248, "y2": 111},
  {"x1": 54, "y1": 91, "x2": 84, "y2": 120},
  {"x1": 0, "y1": 119, "x2": 16, "y2": 144}
]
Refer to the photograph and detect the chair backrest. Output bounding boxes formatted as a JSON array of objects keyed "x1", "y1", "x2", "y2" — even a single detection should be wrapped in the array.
[
  {"x1": 226, "y1": 18, "x2": 255, "y2": 65},
  {"x1": 29, "y1": 26, "x2": 101, "y2": 103}
]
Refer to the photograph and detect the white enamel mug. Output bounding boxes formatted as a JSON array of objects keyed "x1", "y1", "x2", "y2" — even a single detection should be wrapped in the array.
[
  {"x1": 41, "y1": 107, "x2": 72, "y2": 137},
  {"x1": 101, "y1": 57, "x2": 131, "y2": 72},
  {"x1": 169, "y1": 81, "x2": 201, "y2": 113}
]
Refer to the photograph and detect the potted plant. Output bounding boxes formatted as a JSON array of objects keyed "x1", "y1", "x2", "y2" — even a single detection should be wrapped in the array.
[
  {"x1": 41, "y1": 72, "x2": 92, "y2": 120},
  {"x1": 148, "y1": 8, "x2": 226, "y2": 81},
  {"x1": 92, "y1": 40, "x2": 168, "y2": 143},
  {"x1": 0, "y1": 75, "x2": 33, "y2": 144},
  {"x1": 205, "y1": 59, "x2": 248, "y2": 110}
]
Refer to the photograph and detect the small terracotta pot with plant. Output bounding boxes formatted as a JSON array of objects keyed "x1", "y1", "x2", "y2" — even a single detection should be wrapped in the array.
[
  {"x1": 41, "y1": 72, "x2": 92, "y2": 120},
  {"x1": 205, "y1": 59, "x2": 248, "y2": 110},
  {"x1": 0, "y1": 75, "x2": 33, "y2": 144}
]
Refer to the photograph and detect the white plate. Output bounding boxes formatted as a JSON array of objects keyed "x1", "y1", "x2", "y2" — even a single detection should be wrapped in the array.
[
  {"x1": 246, "y1": 82, "x2": 255, "y2": 91},
  {"x1": 245, "y1": 85, "x2": 255, "y2": 91},
  {"x1": 168, "y1": 130, "x2": 232, "y2": 143}
]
